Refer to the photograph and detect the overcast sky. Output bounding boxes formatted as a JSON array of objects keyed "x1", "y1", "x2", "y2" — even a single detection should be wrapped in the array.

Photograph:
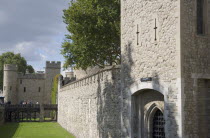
[{"x1": 0, "y1": 0, "x2": 69, "y2": 72}]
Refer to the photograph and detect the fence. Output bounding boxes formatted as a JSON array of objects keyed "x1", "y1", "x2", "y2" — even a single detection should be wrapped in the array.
[{"x1": 0, "y1": 104, "x2": 57, "y2": 122}]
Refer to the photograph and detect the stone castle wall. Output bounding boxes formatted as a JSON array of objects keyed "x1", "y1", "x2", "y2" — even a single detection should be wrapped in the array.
[
  {"x1": 44, "y1": 61, "x2": 61, "y2": 104},
  {"x1": 16, "y1": 73, "x2": 51, "y2": 104},
  {"x1": 17, "y1": 78, "x2": 45, "y2": 104},
  {"x1": 3, "y1": 61, "x2": 61, "y2": 105},
  {"x1": 181, "y1": 1, "x2": 210, "y2": 137},
  {"x1": 18, "y1": 73, "x2": 45, "y2": 79},
  {"x1": 121, "y1": 0, "x2": 181, "y2": 137},
  {"x1": 58, "y1": 66, "x2": 121, "y2": 138},
  {"x1": 17, "y1": 73, "x2": 46, "y2": 104}
]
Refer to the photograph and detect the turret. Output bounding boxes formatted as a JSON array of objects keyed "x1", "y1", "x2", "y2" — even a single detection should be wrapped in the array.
[
  {"x1": 44, "y1": 61, "x2": 61, "y2": 104},
  {"x1": 3, "y1": 64, "x2": 18, "y2": 104},
  {"x1": 46, "y1": 61, "x2": 61, "y2": 69}
]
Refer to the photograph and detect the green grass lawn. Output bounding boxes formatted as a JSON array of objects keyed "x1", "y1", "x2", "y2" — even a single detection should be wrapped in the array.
[{"x1": 0, "y1": 122, "x2": 75, "y2": 138}]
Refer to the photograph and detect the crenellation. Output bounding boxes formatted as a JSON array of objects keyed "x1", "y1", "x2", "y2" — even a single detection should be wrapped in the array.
[
  {"x1": 2, "y1": 0, "x2": 208, "y2": 137},
  {"x1": 46, "y1": 61, "x2": 61, "y2": 69},
  {"x1": 56, "y1": 0, "x2": 209, "y2": 134},
  {"x1": 58, "y1": 66, "x2": 121, "y2": 138},
  {"x1": 3, "y1": 61, "x2": 61, "y2": 104},
  {"x1": 60, "y1": 65, "x2": 120, "y2": 90}
]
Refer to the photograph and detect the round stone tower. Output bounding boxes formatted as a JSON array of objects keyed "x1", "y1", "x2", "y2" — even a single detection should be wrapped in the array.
[{"x1": 3, "y1": 64, "x2": 18, "y2": 104}]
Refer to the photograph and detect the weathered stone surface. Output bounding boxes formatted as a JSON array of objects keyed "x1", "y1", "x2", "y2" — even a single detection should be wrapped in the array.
[
  {"x1": 121, "y1": 0, "x2": 210, "y2": 137},
  {"x1": 121, "y1": 0, "x2": 181, "y2": 137},
  {"x1": 58, "y1": 66, "x2": 121, "y2": 138},
  {"x1": 181, "y1": 1, "x2": 210, "y2": 137}
]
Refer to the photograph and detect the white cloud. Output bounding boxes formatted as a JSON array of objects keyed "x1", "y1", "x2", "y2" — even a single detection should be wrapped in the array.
[
  {"x1": 0, "y1": 10, "x2": 8, "y2": 25},
  {"x1": 15, "y1": 41, "x2": 43, "y2": 62},
  {"x1": 0, "y1": 0, "x2": 70, "y2": 71}
]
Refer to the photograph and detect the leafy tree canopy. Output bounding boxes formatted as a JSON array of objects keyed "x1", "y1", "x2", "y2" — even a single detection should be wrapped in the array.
[
  {"x1": 26, "y1": 65, "x2": 35, "y2": 73},
  {"x1": 0, "y1": 52, "x2": 35, "y2": 90},
  {"x1": 61, "y1": 0, "x2": 120, "y2": 69}
]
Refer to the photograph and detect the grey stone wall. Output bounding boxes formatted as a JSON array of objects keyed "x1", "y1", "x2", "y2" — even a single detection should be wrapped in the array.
[
  {"x1": 121, "y1": 0, "x2": 181, "y2": 137},
  {"x1": 17, "y1": 78, "x2": 45, "y2": 104},
  {"x1": 3, "y1": 64, "x2": 18, "y2": 104},
  {"x1": 3, "y1": 61, "x2": 61, "y2": 105},
  {"x1": 18, "y1": 73, "x2": 45, "y2": 79},
  {"x1": 58, "y1": 66, "x2": 121, "y2": 138},
  {"x1": 44, "y1": 61, "x2": 61, "y2": 104},
  {"x1": 181, "y1": 1, "x2": 210, "y2": 137}
]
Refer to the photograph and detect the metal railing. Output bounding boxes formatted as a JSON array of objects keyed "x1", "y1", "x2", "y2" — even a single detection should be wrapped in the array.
[{"x1": 1, "y1": 104, "x2": 58, "y2": 122}]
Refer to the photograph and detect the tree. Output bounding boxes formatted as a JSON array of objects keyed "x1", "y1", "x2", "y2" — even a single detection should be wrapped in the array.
[
  {"x1": 51, "y1": 74, "x2": 61, "y2": 104},
  {"x1": 61, "y1": 0, "x2": 120, "y2": 69},
  {"x1": 26, "y1": 65, "x2": 35, "y2": 73},
  {"x1": 51, "y1": 74, "x2": 61, "y2": 119},
  {"x1": 0, "y1": 52, "x2": 35, "y2": 90}
]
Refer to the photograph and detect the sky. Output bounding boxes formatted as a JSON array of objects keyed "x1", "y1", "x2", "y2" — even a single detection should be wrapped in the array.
[{"x1": 0, "y1": 0, "x2": 70, "y2": 72}]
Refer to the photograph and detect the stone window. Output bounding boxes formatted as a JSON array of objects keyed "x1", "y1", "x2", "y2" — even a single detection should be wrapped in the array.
[
  {"x1": 24, "y1": 87, "x2": 26, "y2": 92},
  {"x1": 38, "y1": 87, "x2": 41, "y2": 92},
  {"x1": 10, "y1": 86, "x2": 12, "y2": 91},
  {"x1": 197, "y1": 0, "x2": 207, "y2": 34},
  {"x1": 20, "y1": 80, "x2": 22, "y2": 84}
]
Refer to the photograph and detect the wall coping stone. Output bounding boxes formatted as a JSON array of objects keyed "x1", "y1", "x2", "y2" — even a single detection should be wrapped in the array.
[{"x1": 61, "y1": 65, "x2": 120, "y2": 89}]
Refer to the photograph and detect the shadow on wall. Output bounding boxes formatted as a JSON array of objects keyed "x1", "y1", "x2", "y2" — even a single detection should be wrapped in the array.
[
  {"x1": 120, "y1": 41, "x2": 136, "y2": 137},
  {"x1": 95, "y1": 41, "x2": 135, "y2": 137},
  {"x1": 120, "y1": 40, "x2": 179, "y2": 137},
  {"x1": 153, "y1": 72, "x2": 181, "y2": 137},
  {"x1": 96, "y1": 68, "x2": 121, "y2": 138},
  {"x1": 152, "y1": 72, "x2": 179, "y2": 137}
]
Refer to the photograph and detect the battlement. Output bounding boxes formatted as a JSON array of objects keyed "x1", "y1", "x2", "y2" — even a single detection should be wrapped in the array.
[
  {"x1": 4, "y1": 64, "x2": 18, "y2": 71},
  {"x1": 46, "y1": 61, "x2": 61, "y2": 69},
  {"x1": 61, "y1": 65, "x2": 120, "y2": 89}
]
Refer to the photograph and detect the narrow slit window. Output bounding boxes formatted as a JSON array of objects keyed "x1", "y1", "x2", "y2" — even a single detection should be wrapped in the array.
[
  {"x1": 38, "y1": 87, "x2": 41, "y2": 92},
  {"x1": 10, "y1": 86, "x2": 12, "y2": 91},
  {"x1": 197, "y1": 0, "x2": 207, "y2": 34},
  {"x1": 20, "y1": 80, "x2": 22, "y2": 84},
  {"x1": 24, "y1": 87, "x2": 26, "y2": 92}
]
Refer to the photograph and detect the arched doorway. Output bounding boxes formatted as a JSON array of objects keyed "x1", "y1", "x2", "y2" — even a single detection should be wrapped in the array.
[
  {"x1": 152, "y1": 109, "x2": 165, "y2": 138},
  {"x1": 131, "y1": 89, "x2": 165, "y2": 138}
]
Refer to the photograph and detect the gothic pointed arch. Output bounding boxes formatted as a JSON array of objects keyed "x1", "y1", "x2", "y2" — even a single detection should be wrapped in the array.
[
  {"x1": 144, "y1": 101, "x2": 165, "y2": 138},
  {"x1": 129, "y1": 81, "x2": 167, "y2": 138}
]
